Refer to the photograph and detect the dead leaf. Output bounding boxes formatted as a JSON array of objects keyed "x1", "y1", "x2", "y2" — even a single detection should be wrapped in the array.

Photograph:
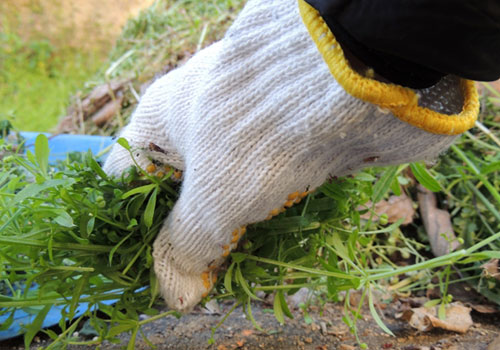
[
  {"x1": 241, "y1": 329, "x2": 254, "y2": 337},
  {"x1": 398, "y1": 297, "x2": 428, "y2": 308},
  {"x1": 359, "y1": 193, "x2": 415, "y2": 225},
  {"x1": 481, "y1": 259, "x2": 500, "y2": 281},
  {"x1": 417, "y1": 185, "x2": 460, "y2": 257},
  {"x1": 349, "y1": 290, "x2": 363, "y2": 309},
  {"x1": 339, "y1": 345, "x2": 356, "y2": 350},
  {"x1": 469, "y1": 303, "x2": 499, "y2": 314},
  {"x1": 488, "y1": 334, "x2": 500, "y2": 350},
  {"x1": 402, "y1": 302, "x2": 473, "y2": 334}
]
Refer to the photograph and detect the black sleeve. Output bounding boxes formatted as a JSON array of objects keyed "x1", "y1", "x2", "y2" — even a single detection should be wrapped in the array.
[{"x1": 305, "y1": 0, "x2": 500, "y2": 89}]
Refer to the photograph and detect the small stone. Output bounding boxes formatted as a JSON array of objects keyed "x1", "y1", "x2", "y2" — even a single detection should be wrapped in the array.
[
  {"x1": 304, "y1": 337, "x2": 313, "y2": 344},
  {"x1": 402, "y1": 346, "x2": 420, "y2": 350},
  {"x1": 139, "y1": 314, "x2": 150, "y2": 321}
]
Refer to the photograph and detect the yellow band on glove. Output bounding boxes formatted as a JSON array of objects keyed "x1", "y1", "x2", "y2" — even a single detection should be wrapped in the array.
[{"x1": 298, "y1": 0, "x2": 479, "y2": 135}]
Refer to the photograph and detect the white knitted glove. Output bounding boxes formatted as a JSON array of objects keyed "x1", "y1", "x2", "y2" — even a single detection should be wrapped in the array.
[{"x1": 104, "y1": 0, "x2": 472, "y2": 312}]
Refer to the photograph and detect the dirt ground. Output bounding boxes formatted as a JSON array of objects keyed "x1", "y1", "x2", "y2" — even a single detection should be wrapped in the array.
[{"x1": 1, "y1": 296, "x2": 499, "y2": 350}]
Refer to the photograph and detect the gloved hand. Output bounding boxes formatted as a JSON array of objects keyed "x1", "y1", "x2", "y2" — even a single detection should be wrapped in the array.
[{"x1": 104, "y1": 0, "x2": 478, "y2": 312}]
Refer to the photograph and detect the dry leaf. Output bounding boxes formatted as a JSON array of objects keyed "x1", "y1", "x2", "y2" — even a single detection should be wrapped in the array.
[
  {"x1": 241, "y1": 329, "x2": 254, "y2": 337},
  {"x1": 349, "y1": 290, "x2": 363, "y2": 309},
  {"x1": 402, "y1": 302, "x2": 473, "y2": 334},
  {"x1": 339, "y1": 345, "x2": 356, "y2": 350},
  {"x1": 481, "y1": 259, "x2": 500, "y2": 281},
  {"x1": 470, "y1": 303, "x2": 499, "y2": 314},
  {"x1": 488, "y1": 334, "x2": 500, "y2": 350},
  {"x1": 398, "y1": 297, "x2": 428, "y2": 308},
  {"x1": 359, "y1": 193, "x2": 415, "y2": 225},
  {"x1": 417, "y1": 185, "x2": 459, "y2": 257}
]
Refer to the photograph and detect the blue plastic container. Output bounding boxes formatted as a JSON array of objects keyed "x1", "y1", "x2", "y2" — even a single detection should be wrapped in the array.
[
  {"x1": 19, "y1": 132, "x2": 115, "y2": 162},
  {"x1": 0, "y1": 132, "x2": 116, "y2": 341}
]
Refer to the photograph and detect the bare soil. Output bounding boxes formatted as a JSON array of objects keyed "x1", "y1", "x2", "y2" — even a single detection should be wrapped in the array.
[
  {"x1": 2, "y1": 298, "x2": 498, "y2": 350},
  {"x1": 92, "y1": 302, "x2": 500, "y2": 350}
]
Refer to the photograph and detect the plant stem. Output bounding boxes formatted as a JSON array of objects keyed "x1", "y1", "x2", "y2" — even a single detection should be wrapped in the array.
[
  {"x1": 246, "y1": 255, "x2": 357, "y2": 279},
  {"x1": 0, "y1": 237, "x2": 113, "y2": 252},
  {"x1": 255, "y1": 283, "x2": 323, "y2": 291},
  {"x1": 451, "y1": 145, "x2": 500, "y2": 206},
  {"x1": 366, "y1": 250, "x2": 466, "y2": 282},
  {"x1": 138, "y1": 310, "x2": 180, "y2": 326}
]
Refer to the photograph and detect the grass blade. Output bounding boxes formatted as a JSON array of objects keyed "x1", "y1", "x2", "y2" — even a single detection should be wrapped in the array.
[
  {"x1": 368, "y1": 286, "x2": 394, "y2": 336},
  {"x1": 273, "y1": 292, "x2": 285, "y2": 324},
  {"x1": 372, "y1": 166, "x2": 398, "y2": 202},
  {"x1": 34, "y1": 134, "x2": 49, "y2": 176},
  {"x1": 143, "y1": 187, "x2": 158, "y2": 229},
  {"x1": 24, "y1": 304, "x2": 51, "y2": 348},
  {"x1": 410, "y1": 162, "x2": 441, "y2": 192}
]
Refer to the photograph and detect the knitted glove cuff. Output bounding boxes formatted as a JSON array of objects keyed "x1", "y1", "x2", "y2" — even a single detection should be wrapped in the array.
[{"x1": 298, "y1": 0, "x2": 479, "y2": 135}]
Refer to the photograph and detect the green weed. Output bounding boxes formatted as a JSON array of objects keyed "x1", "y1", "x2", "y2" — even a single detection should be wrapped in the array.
[{"x1": 0, "y1": 122, "x2": 498, "y2": 348}]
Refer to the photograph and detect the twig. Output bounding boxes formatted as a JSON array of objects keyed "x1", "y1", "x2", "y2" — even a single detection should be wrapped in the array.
[
  {"x1": 128, "y1": 82, "x2": 140, "y2": 103},
  {"x1": 475, "y1": 120, "x2": 500, "y2": 148},
  {"x1": 196, "y1": 23, "x2": 209, "y2": 52},
  {"x1": 77, "y1": 92, "x2": 85, "y2": 134}
]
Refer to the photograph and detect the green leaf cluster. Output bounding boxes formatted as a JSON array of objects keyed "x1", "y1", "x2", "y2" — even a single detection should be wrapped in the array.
[{"x1": 0, "y1": 135, "x2": 178, "y2": 348}]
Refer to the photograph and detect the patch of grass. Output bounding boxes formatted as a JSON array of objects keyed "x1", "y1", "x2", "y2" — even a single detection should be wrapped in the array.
[
  {"x1": 106, "y1": 0, "x2": 243, "y2": 81},
  {"x1": 0, "y1": 114, "x2": 498, "y2": 348},
  {"x1": 0, "y1": 134, "x2": 180, "y2": 348},
  {"x1": 64, "y1": 0, "x2": 245, "y2": 136},
  {"x1": 0, "y1": 30, "x2": 103, "y2": 132}
]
